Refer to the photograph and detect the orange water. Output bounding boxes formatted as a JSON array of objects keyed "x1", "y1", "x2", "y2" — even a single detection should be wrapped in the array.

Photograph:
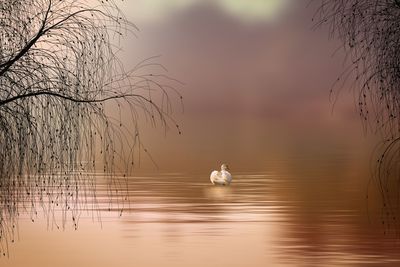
[{"x1": 3, "y1": 148, "x2": 400, "y2": 267}]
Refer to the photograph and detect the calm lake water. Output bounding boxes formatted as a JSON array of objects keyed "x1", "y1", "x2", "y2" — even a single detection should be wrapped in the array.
[{"x1": 3, "y1": 150, "x2": 400, "y2": 267}]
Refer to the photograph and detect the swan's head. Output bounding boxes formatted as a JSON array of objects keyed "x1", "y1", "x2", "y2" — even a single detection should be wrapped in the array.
[{"x1": 221, "y1": 164, "x2": 229, "y2": 171}]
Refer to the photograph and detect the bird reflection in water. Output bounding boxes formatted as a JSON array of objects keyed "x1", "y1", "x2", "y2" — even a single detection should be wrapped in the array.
[{"x1": 204, "y1": 185, "x2": 233, "y2": 201}]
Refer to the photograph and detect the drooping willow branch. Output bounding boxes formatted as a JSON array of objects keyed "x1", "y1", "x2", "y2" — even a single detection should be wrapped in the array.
[
  {"x1": 0, "y1": 91, "x2": 159, "y2": 107},
  {"x1": 312, "y1": 0, "x2": 400, "y2": 235},
  {"x1": 0, "y1": 0, "x2": 182, "y2": 256}
]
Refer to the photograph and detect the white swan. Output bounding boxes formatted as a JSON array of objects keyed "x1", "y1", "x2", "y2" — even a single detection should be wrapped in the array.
[{"x1": 210, "y1": 164, "x2": 232, "y2": 185}]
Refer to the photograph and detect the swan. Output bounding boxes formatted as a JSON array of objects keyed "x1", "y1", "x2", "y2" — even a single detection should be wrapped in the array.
[{"x1": 210, "y1": 164, "x2": 232, "y2": 185}]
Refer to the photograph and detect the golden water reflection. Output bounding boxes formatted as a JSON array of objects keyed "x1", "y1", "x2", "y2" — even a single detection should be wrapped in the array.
[{"x1": 4, "y1": 152, "x2": 400, "y2": 266}]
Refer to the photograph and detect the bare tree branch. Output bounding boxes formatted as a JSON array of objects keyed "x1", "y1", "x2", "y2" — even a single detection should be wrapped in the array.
[{"x1": 0, "y1": 0, "x2": 182, "y2": 256}]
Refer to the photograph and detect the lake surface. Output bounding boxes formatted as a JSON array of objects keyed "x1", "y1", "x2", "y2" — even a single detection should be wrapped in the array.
[{"x1": 3, "y1": 150, "x2": 400, "y2": 267}]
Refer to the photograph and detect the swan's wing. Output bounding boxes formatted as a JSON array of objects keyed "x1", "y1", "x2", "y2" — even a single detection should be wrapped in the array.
[
  {"x1": 211, "y1": 170, "x2": 227, "y2": 184},
  {"x1": 222, "y1": 171, "x2": 232, "y2": 183},
  {"x1": 210, "y1": 170, "x2": 219, "y2": 178},
  {"x1": 210, "y1": 170, "x2": 219, "y2": 184}
]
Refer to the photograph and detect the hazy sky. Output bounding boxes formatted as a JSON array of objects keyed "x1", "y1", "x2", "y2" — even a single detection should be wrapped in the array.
[
  {"x1": 122, "y1": 0, "x2": 291, "y2": 23},
  {"x1": 113, "y1": 0, "x2": 374, "y2": 171}
]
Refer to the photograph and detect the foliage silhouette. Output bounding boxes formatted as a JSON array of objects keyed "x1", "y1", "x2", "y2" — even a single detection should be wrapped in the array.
[
  {"x1": 312, "y1": 0, "x2": 400, "y2": 235},
  {"x1": 0, "y1": 0, "x2": 182, "y2": 256}
]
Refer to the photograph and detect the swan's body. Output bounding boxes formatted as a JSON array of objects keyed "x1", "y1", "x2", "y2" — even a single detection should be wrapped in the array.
[{"x1": 210, "y1": 164, "x2": 232, "y2": 185}]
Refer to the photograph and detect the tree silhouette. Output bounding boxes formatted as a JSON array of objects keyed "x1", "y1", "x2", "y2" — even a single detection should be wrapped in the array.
[
  {"x1": 312, "y1": 0, "x2": 400, "y2": 235},
  {"x1": 0, "y1": 0, "x2": 181, "y2": 255}
]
